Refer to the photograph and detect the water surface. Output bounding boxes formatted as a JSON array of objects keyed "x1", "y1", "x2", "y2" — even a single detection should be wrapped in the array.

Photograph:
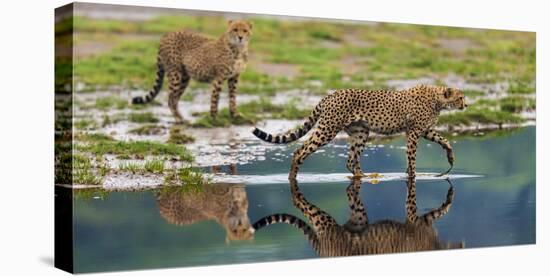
[{"x1": 73, "y1": 126, "x2": 535, "y2": 273}]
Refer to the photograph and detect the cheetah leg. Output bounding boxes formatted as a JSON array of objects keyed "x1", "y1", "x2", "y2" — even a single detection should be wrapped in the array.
[
  {"x1": 167, "y1": 71, "x2": 189, "y2": 124},
  {"x1": 209, "y1": 78, "x2": 224, "y2": 118},
  {"x1": 290, "y1": 178, "x2": 337, "y2": 233},
  {"x1": 345, "y1": 129, "x2": 369, "y2": 177},
  {"x1": 405, "y1": 177, "x2": 419, "y2": 223},
  {"x1": 423, "y1": 129, "x2": 454, "y2": 176},
  {"x1": 421, "y1": 179, "x2": 455, "y2": 224},
  {"x1": 288, "y1": 125, "x2": 338, "y2": 180},
  {"x1": 228, "y1": 75, "x2": 240, "y2": 118},
  {"x1": 405, "y1": 129, "x2": 421, "y2": 179},
  {"x1": 343, "y1": 177, "x2": 368, "y2": 232}
]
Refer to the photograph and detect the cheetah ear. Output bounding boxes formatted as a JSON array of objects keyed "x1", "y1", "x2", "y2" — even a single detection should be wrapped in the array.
[
  {"x1": 227, "y1": 20, "x2": 233, "y2": 25},
  {"x1": 444, "y1": 88, "x2": 452, "y2": 98},
  {"x1": 247, "y1": 21, "x2": 253, "y2": 29}
]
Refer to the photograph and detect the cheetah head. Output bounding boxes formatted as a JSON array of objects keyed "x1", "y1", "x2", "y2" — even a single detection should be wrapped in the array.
[
  {"x1": 437, "y1": 87, "x2": 468, "y2": 111},
  {"x1": 226, "y1": 20, "x2": 253, "y2": 46},
  {"x1": 224, "y1": 187, "x2": 255, "y2": 242},
  {"x1": 225, "y1": 216, "x2": 255, "y2": 242}
]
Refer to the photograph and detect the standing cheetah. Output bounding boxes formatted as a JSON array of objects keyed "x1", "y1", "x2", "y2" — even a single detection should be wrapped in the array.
[
  {"x1": 132, "y1": 20, "x2": 253, "y2": 123},
  {"x1": 253, "y1": 177, "x2": 463, "y2": 256},
  {"x1": 252, "y1": 85, "x2": 467, "y2": 179}
]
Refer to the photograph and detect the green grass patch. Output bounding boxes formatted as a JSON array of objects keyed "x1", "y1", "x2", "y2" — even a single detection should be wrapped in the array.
[
  {"x1": 74, "y1": 119, "x2": 98, "y2": 130},
  {"x1": 192, "y1": 98, "x2": 310, "y2": 128},
  {"x1": 95, "y1": 96, "x2": 128, "y2": 110},
  {"x1": 181, "y1": 92, "x2": 195, "y2": 102},
  {"x1": 163, "y1": 167, "x2": 210, "y2": 193},
  {"x1": 508, "y1": 81, "x2": 535, "y2": 94},
  {"x1": 128, "y1": 112, "x2": 159, "y2": 123},
  {"x1": 500, "y1": 96, "x2": 536, "y2": 113},
  {"x1": 77, "y1": 140, "x2": 194, "y2": 161},
  {"x1": 74, "y1": 132, "x2": 115, "y2": 142},
  {"x1": 144, "y1": 159, "x2": 165, "y2": 174},
  {"x1": 438, "y1": 108, "x2": 524, "y2": 126},
  {"x1": 192, "y1": 110, "x2": 257, "y2": 128},
  {"x1": 73, "y1": 154, "x2": 103, "y2": 185},
  {"x1": 167, "y1": 126, "x2": 195, "y2": 144},
  {"x1": 128, "y1": 124, "x2": 165, "y2": 135},
  {"x1": 118, "y1": 161, "x2": 142, "y2": 174},
  {"x1": 462, "y1": 89, "x2": 485, "y2": 97}
]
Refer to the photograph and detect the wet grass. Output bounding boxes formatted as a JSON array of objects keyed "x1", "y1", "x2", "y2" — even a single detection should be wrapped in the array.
[
  {"x1": 500, "y1": 96, "x2": 536, "y2": 113},
  {"x1": 463, "y1": 89, "x2": 485, "y2": 97},
  {"x1": 77, "y1": 140, "x2": 194, "y2": 161},
  {"x1": 167, "y1": 126, "x2": 195, "y2": 144},
  {"x1": 118, "y1": 161, "x2": 142, "y2": 174},
  {"x1": 163, "y1": 167, "x2": 209, "y2": 193},
  {"x1": 192, "y1": 98, "x2": 310, "y2": 128},
  {"x1": 508, "y1": 81, "x2": 535, "y2": 95},
  {"x1": 74, "y1": 118, "x2": 98, "y2": 130},
  {"x1": 128, "y1": 124, "x2": 165, "y2": 135},
  {"x1": 118, "y1": 159, "x2": 165, "y2": 174},
  {"x1": 75, "y1": 132, "x2": 115, "y2": 142},
  {"x1": 192, "y1": 111, "x2": 257, "y2": 128},
  {"x1": 95, "y1": 96, "x2": 128, "y2": 110},
  {"x1": 144, "y1": 159, "x2": 165, "y2": 174},
  {"x1": 73, "y1": 154, "x2": 103, "y2": 185},
  {"x1": 128, "y1": 112, "x2": 159, "y2": 123},
  {"x1": 438, "y1": 108, "x2": 524, "y2": 126}
]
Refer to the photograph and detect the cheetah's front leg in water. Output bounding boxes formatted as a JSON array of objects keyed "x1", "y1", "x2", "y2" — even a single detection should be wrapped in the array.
[{"x1": 423, "y1": 129, "x2": 455, "y2": 176}]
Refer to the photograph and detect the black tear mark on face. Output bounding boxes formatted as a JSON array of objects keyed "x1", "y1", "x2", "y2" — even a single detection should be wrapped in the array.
[{"x1": 444, "y1": 88, "x2": 452, "y2": 99}]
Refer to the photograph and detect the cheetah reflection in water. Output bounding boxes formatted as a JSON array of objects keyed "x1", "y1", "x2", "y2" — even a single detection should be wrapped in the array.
[
  {"x1": 157, "y1": 183, "x2": 255, "y2": 242},
  {"x1": 253, "y1": 178, "x2": 464, "y2": 256}
]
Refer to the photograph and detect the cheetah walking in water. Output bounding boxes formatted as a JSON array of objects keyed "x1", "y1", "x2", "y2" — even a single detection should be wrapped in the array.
[
  {"x1": 253, "y1": 85, "x2": 467, "y2": 179},
  {"x1": 132, "y1": 20, "x2": 253, "y2": 123}
]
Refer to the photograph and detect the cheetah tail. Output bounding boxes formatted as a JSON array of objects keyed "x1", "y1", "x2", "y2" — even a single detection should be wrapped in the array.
[
  {"x1": 252, "y1": 103, "x2": 322, "y2": 144},
  {"x1": 253, "y1": 213, "x2": 313, "y2": 236},
  {"x1": 132, "y1": 58, "x2": 164, "y2": 104}
]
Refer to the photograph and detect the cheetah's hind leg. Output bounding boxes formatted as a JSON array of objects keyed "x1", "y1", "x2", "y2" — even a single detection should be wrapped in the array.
[{"x1": 345, "y1": 130, "x2": 369, "y2": 178}]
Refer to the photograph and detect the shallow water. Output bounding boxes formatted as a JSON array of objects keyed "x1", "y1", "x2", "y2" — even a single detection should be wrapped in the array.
[{"x1": 72, "y1": 126, "x2": 535, "y2": 273}]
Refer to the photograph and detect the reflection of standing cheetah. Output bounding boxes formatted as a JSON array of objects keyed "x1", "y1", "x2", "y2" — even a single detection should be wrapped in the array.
[
  {"x1": 253, "y1": 178, "x2": 463, "y2": 256},
  {"x1": 156, "y1": 183, "x2": 255, "y2": 242},
  {"x1": 253, "y1": 85, "x2": 467, "y2": 179},
  {"x1": 132, "y1": 20, "x2": 253, "y2": 123}
]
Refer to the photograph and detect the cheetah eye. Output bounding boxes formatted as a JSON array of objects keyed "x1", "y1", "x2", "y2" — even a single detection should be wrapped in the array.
[
  {"x1": 233, "y1": 28, "x2": 238, "y2": 32},
  {"x1": 243, "y1": 29, "x2": 248, "y2": 33}
]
